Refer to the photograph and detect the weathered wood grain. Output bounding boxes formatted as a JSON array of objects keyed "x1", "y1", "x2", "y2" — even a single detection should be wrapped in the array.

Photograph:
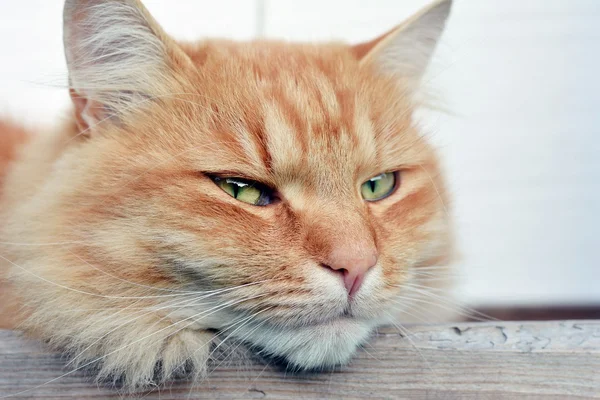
[{"x1": 1, "y1": 320, "x2": 599, "y2": 399}]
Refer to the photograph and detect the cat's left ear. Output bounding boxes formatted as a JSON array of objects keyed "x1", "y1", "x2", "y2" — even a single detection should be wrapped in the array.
[
  {"x1": 352, "y1": 0, "x2": 452, "y2": 91},
  {"x1": 63, "y1": 0, "x2": 194, "y2": 133}
]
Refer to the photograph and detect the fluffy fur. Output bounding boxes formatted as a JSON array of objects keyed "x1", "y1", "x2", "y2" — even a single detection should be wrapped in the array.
[{"x1": 0, "y1": 0, "x2": 454, "y2": 391}]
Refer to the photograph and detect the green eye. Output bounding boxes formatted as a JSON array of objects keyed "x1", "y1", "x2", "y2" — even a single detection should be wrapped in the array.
[
  {"x1": 213, "y1": 177, "x2": 273, "y2": 206},
  {"x1": 361, "y1": 172, "x2": 397, "y2": 201}
]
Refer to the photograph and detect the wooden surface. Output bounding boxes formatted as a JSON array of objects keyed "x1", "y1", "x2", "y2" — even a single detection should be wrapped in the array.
[{"x1": 0, "y1": 320, "x2": 599, "y2": 399}]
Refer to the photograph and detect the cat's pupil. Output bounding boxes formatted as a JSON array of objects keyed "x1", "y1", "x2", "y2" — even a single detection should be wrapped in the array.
[
  {"x1": 369, "y1": 179, "x2": 376, "y2": 192},
  {"x1": 232, "y1": 183, "x2": 241, "y2": 198}
]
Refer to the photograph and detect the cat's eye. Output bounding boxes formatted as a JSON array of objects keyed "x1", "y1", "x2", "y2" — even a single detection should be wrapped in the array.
[
  {"x1": 212, "y1": 177, "x2": 274, "y2": 206},
  {"x1": 361, "y1": 172, "x2": 397, "y2": 201}
]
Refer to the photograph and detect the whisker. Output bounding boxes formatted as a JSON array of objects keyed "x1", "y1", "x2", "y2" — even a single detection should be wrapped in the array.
[
  {"x1": 413, "y1": 266, "x2": 455, "y2": 270},
  {"x1": 400, "y1": 282, "x2": 449, "y2": 293},
  {"x1": 358, "y1": 343, "x2": 383, "y2": 364},
  {"x1": 384, "y1": 311, "x2": 438, "y2": 377},
  {"x1": 398, "y1": 284, "x2": 498, "y2": 322},
  {"x1": 184, "y1": 313, "x2": 275, "y2": 399},
  {"x1": 391, "y1": 291, "x2": 492, "y2": 322},
  {"x1": 391, "y1": 301, "x2": 442, "y2": 324},
  {"x1": 207, "y1": 308, "x2": 274, "y2": 367}
]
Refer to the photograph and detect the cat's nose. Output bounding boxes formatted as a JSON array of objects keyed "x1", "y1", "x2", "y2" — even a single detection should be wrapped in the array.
[{"x1": 322, "y1": 245, "x2": 378, "y2": 297}]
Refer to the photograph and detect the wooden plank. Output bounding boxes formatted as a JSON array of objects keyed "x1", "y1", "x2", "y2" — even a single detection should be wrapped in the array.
[{"x1": 0, "y1": 320, "x2": 599, "y2": 399}]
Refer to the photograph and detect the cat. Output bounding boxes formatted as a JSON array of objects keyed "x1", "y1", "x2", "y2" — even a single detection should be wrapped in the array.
[{"x1": 0, "y1": 0, "x2": 454, "y2": 392}]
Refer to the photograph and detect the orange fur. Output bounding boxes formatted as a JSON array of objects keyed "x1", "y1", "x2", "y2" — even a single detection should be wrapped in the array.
[
  {"x1": 0, "y1": 0, "x2": 454, "y2": 391},
  {"x1": 0, "y1": 120, "x2": 30, "y2": 329},
  {"x1": 0, "y1": 120, "x2": 29, "y2": 192}
]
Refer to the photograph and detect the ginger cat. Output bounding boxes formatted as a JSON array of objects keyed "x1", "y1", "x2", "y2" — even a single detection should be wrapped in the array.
[{"x1": 0, "y1": 0, "x2": 454, "y2": 391}]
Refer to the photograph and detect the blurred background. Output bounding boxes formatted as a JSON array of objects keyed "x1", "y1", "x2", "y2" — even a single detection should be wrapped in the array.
[{"x1": 0, "y1": 0, "x2": 598, "y2": 317}]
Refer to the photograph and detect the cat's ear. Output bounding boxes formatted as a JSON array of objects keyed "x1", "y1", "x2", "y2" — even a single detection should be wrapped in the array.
[
  {"x1": 352, "y1": 0, "x2": 451, "y2": 91},
  {"x1": 63, "y1": 0, "x2": 192, "y2": 133}
]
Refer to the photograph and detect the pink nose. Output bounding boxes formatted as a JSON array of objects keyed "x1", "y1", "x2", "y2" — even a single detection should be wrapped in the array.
[{"x1": 322, "y1": 246, "x2": 378, "y2": 297}]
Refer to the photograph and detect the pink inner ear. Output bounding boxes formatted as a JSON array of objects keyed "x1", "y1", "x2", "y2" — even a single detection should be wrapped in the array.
[{"x1": 69, "y1": 88, "x2": 108, "y2": 134}]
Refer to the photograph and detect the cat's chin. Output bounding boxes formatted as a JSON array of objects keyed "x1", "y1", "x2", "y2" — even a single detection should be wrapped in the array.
[{"x1": 234, "y1": 317, "x2": 375, "y2": 371}]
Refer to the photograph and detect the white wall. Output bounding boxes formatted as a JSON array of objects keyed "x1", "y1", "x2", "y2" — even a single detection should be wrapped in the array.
[{"x1": 1, "y1": 1, "x2": 598, "y2": 306}]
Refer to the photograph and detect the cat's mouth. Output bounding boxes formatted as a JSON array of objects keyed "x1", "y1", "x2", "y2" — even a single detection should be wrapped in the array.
[
  {"x1": 251, "y1": 304, "x2": 359, "y2": 329},
  {"x1": 306, "y1": 309, "x2": 355, "y2": 326},
  {"x1": 300, "y1": 314, "x2": 354, "y2": 327}
]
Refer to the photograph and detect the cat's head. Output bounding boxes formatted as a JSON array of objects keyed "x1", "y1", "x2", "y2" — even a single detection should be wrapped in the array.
[{"x1": 8, "y1": 0, "x2": 453, "y2": 385}]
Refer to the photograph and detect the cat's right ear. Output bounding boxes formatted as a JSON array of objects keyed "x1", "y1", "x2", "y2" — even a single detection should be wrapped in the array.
[
  {"x1": 352, "y1": 0, "x2": 452, "y2": 95},
  {"x1": 63, "y1": 0, "x2": 193, "y2": 133}
]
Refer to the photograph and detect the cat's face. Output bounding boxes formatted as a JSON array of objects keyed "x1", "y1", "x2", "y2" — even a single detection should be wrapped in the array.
[
  {"x1": 61, "y1": 43, "x2": 450, "y2": 366},
  {"x1": 4, "y1": 0, "x2": 453, "y2": 387}
]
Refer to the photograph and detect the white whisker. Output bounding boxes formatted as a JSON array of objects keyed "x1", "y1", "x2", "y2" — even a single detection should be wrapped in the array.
[{"x1": 384, "y1": 311, "x2": 438, "y2": 377}]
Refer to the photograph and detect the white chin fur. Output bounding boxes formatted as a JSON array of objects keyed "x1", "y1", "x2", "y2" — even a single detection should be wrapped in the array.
[{"x1": 233, "y1": 318, "x2": 375, "y2": 369}]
